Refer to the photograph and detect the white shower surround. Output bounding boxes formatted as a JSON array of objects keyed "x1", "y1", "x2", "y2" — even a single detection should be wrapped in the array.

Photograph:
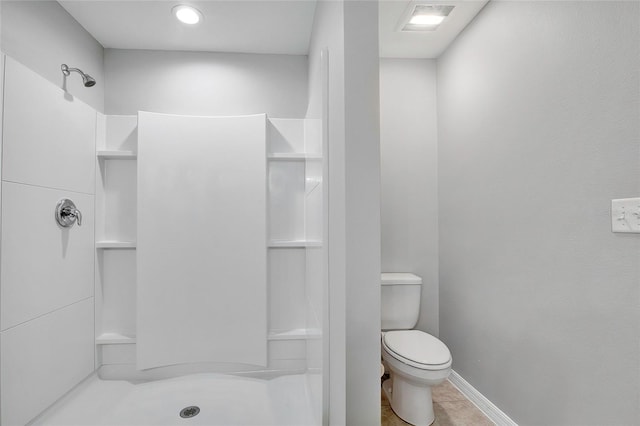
[
  {"x1": 0, "y1": 47, "x2": 325, "y2": 424},
  {"x1": 96, "y1": 114, "x2": 324, "y2": 380}
]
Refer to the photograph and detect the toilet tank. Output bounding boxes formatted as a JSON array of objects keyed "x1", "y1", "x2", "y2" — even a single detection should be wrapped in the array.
[{"x1": 381, "y1": 273, "x2": 422, "y2": 330}]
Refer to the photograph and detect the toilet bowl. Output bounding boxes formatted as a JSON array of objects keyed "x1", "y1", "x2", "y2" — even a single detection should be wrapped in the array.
[
  {"x1": 381, "y1": 273, "x2": 452, "y2": 426},
  {"x1": 381, "y1": 330, "x2": 451, "y2": 426}
]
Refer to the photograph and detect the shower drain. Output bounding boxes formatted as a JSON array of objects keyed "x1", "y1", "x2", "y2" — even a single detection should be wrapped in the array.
[{"x1": 180, "y1": 406, "x2": 201, "y2": 418}]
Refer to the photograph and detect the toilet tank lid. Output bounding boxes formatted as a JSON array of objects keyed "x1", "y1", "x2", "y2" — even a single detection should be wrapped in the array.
[{"x1": 381, "y1": 273, "x2": 422, "y2": 285}]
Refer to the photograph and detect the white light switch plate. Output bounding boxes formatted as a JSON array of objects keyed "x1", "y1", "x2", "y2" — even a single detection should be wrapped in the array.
[{"x1": 611, "y1": 198, "x2": 640, "y2": 233}]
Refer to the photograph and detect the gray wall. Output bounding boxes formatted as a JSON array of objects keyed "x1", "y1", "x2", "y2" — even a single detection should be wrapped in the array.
[
  {"x1": 0, "y1": 1, "x2": 105, "y2": 112},
  {"x1": 380, "y1": 59, "x2": 439, "y2": 336},
  {"x1": 307, "y1": 1, "x2": 381, "y2": 423},
  {"x1": 105, "y1": 49, "x2": 307, "y2": 117},
  {"x1": 437, "y1": 1, "x2": 640, "y2": 424},
  {"x1": 343, "y1": 2, "x2": 381, "y2": 424}
]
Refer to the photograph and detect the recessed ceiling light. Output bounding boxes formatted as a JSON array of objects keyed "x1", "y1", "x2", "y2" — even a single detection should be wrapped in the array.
[
  {"x1": 172, "y1": 5, "x2": 202, "y2": 25},
  {"x1": 400, "y1": 5, "x2": 454, "y2": 32}
]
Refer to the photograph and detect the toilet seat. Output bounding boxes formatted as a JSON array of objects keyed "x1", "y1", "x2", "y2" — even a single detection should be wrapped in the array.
[{"x1": 382, "y1": 330, "x2": 451, "y2": 371}]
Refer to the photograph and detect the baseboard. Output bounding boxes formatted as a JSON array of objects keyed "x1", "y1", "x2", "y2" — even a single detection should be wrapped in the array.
[{"x1": 449, "y1": 370, "x2": 518, "y2": 426}]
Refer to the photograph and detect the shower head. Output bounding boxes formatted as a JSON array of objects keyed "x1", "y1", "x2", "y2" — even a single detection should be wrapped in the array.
[
  {"x1": 61, "y1": 64, "x2": 96, "y2": 87},
  {"x1": 82, "y1": 74, "x2": 96, "y2": 87}
]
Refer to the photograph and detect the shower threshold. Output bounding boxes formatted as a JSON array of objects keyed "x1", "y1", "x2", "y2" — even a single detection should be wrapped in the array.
[{"x1": 31, "y1": 373, "x2": 316, "y2": 425}]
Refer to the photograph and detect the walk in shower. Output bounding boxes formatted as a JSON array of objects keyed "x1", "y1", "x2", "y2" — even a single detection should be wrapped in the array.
[{"x1": 0, "y1": 2, "x2": 329, "y2": 422}]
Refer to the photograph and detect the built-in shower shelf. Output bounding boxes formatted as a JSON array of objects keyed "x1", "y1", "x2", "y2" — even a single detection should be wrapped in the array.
[
  {"x1": 267, "y1": 153, "x2": 322, "y2": 161},
  {"x1": 268, "y1": 328, "x2": 322, "y2": 341},
  {"x1": 96, "y1": 241, "x2": 137, "y2": 249},
  {"x1": 96, "y1": 330, "x2": 319, "y2": 344},
  {"x1": 96, "y1": 333, "x2": 136, "y2": 345},
  {"x1": 268, "y1": 240, "x2": 322, "y2": 248},
  {"x1": 97, "y1": 150, "x2": 137, "y2": 159}
]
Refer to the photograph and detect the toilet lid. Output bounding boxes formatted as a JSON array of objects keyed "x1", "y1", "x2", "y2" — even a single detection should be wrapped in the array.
[{"x1": 383, "y1": 330, "x2": 451, "y2": 366}]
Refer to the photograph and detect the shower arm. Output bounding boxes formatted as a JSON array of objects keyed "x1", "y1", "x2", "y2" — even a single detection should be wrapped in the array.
[
  {"x1": 61, "y1": 64, "x2": 80, "y2": 76},
  {"x1": 61, "y1": 64, "x2": 96, "y2": 87}
]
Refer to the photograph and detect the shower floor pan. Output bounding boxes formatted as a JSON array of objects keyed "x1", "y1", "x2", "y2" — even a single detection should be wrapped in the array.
[{"x1": 33, "y1": 373, "x2": 316, "y2": 426}]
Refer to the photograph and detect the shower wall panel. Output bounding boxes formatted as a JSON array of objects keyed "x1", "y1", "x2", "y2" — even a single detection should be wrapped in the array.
[
  {"x1": 0, "y1": 299, "x2": 94, "y2": 426},
  {"x1": 269, "y1": 161, "x2": 306, "y2": 241},
  {"x1": 2, "y1": 57, "x2": 96, "y2": 194},
  {"x1": 100, "y1": 160, "x2": 136, "y2": 242},
  {"x1": 0, "y1": 55, "x2": 96, "y2": 425},
  {"x1": 137, "y1": 112, "x2": 267, "y2": 370},
  {"x1": 1, "y1": 183, "x2": 95, "y2": 329},
  {"x1": 100, "y1": 249, "x2": 136, "y2": 337},
  {"x1": 269, "y1": 248, "x2": 306, "y2": 331}
]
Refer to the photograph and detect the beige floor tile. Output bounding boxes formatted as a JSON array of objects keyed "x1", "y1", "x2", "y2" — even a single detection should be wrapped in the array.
[
  {"x1": 432, "y1": 380, "x2": 466, "y2": 403},
  {"x1": 381, "y1": 404, "x2": 411, "y2": 426},
  {"x1": 433, "y1": 400, "x2": 494, "y2": 426},
  {"x1": 381, "y1": 389, "x2": 391, "y2": 406},
  {"x1": 381, "y1": 379, "x2": 494, "y2": 426}
]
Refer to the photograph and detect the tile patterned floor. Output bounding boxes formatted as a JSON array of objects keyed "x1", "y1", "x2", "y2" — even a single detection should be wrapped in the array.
[{"x1": 381, "y1": 379, "x2": 494, "y2": 426}]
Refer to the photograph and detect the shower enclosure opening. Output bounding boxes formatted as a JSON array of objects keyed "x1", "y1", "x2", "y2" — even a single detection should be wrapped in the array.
[{"x1": 0, "y1": 2, "x2": 329, "y2": 421}]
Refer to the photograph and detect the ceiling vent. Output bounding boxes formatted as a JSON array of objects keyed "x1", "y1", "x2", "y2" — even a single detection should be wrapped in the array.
[{"x1": 399, "y1": 4, "x2": 455, "y2": 32}]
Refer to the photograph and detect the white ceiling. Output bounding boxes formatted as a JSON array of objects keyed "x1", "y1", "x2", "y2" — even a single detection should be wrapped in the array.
[
  {"x1": 58, "y1": 1, "x2": 317, "y2": 55},
  {"x1": 379, "y1": 0, "x2": 489, "y2": 58},
  {"x1": 59, "y1": 0, "x2": 488, "y2": 58}
]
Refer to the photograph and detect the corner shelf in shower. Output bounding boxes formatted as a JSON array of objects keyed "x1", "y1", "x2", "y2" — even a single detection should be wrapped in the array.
[
  {"x1": 268, "y1": 328, "x2": 322, "y2": 341},
  {"x1": 96, "y1": 241, "x2": 137, "y2": 249},
  {"x1": 268, "y1": 240, "x2": 322, "y2": 248},
  {"x1": 97, "y1": 150, "x2": 137, "y2": 159},
  {"x1": 97, "y1": 330, "x2": 319, "y2": 345},
  {"x1": 267, "y1": 153, "x2": 322, "y2": 161},
  {"x1": 96, "y1": 332, "x2": 136, "y2": 345}
]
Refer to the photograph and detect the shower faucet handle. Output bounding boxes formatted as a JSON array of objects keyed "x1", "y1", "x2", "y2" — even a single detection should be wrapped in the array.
[
  {"x1": 64, "y1": 206, "x2": 82, "y2": 226},
  {"x1": 55, "y1": 199, "x2": 82, "y2": 227}
]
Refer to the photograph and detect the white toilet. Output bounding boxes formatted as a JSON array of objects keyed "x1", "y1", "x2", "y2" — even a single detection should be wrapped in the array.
[{"x1": 381, "y1": 273, "x2": 452, "y2": 426}]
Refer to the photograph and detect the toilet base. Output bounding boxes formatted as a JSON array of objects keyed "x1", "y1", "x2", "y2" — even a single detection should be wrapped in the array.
[{"x1": 383, "y1": 375, "x2": 434, "y2": 426}]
